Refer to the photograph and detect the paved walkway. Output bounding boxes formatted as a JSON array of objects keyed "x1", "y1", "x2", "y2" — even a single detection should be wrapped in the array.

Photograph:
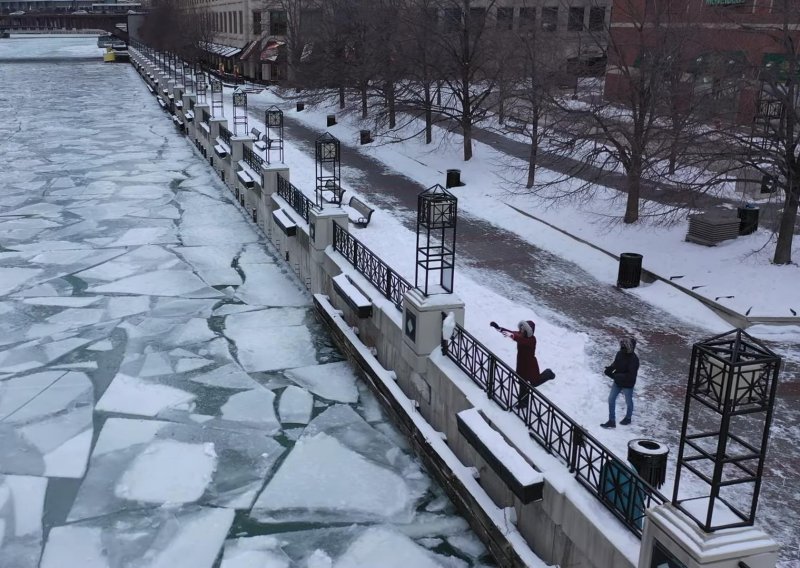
[{"x1": 264, "y1": 109, "x2": 800, "y2": 565}]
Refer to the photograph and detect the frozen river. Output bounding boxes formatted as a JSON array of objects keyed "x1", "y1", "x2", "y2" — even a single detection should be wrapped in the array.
[{"x1": 0, "y1": 36, "x2": 494, "y2": 567}]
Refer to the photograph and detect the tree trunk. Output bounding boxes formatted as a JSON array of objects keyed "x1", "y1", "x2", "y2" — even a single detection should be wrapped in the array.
[
  {"x1": 361, "y1": 85, "x2": 368, "y2": 119},
  {"x1": 773, "y1": 185, "x2": 798, "y2": 264},
  {"x1": 463, "y1": 117, "x2": 473, "y2": 161},
  {"x1": 624, "y1": 166, "x2": 641, "y2": 223},
  {"x1": 424, "y1": 84, "x2": 432, "y2": 144},
  {"x1": 526, "y1": 107, "x2": 540, "y2": 188},
  {"x1": 498, "y1": 98, "x2": 505, "y2": 126},
  {"x1": 338, "y1": 86, "x2": 345, "y2": 109},
  {"x1": 387, "y1": 81, "x2": 396, "y2": 129}
]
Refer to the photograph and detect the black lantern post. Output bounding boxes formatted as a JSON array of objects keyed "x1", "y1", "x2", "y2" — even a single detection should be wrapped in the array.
[
  {"x1": 183, "y1": 62, "x2": 193, "y2": 94},
  {"x1": 232, "y1": 87, "x2": 248, "y2": 136},
  {"x1": 265, "y1": 105, "x2": 284, "y2": 164},
  {"x1": 196, "y1": 70, "x2": 207, "y2": 104},
  {"x1": 415, "y1": 184, "x2": 457, "y2": 295},
  {"x1": 673, "y1": 329, "x2": 781, "y2": 532},
  {"x1": 175, "y1": 58, "x2": 184, "y2": 90},
  {"x1": 315, "y1": 132, "x2": 341, "y2": 209},
  {"x1": 210, "y1": 78, "x2": 223, "y2": 117}
]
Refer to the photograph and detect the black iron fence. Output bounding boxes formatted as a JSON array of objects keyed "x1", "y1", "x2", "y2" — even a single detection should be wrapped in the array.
[
  {"x1": 276, "y1": 173, "x2": 312, "y2": 222},
  {"x1": 201, "y1": 109, "x2": 210, "y2": 125},
  {"x1": 242, "y1": 144, "x2": 264, "y2": 173},
  {"x1": 332, "y1": 222, "x2": 412, "y2": 311},
  {"x1": 444, "y1": 322, "x2": 667, "y2": 537},
  {"x1": 219, "y1": 124, "x2": 232, "y2": 147}
]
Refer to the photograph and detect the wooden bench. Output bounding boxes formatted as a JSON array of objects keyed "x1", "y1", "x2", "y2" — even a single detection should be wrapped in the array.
[{"x1": 348, "y1": 195, "x2": 374, "y2": 228}]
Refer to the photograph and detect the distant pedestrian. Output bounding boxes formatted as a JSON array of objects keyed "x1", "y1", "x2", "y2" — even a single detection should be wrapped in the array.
[
  {"x1": 491, "y1": 320, "x2": 555, "y2": 409},
  {"x1": 601, "y1": 336, "x2": 639, "y2": 428}
]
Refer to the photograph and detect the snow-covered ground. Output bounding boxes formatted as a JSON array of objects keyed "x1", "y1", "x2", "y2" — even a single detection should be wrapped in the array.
[{"x1": 0, "y1": 37, "x2": 494, "y2": 568}]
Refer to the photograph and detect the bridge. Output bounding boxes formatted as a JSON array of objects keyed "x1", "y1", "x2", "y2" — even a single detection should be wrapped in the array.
[{"x1": 0, "y1": 12, "x2": 128, "y2": 41}]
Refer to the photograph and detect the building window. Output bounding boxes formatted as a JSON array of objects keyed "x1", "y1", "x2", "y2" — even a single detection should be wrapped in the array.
[
  {"x1": 239, "y1": 11, "x2": 243, "y2": 35},
  {"x1": 568, "y1": 7, "x2": 585, "y2": 31},
  {"x1": 252, "y1": 10, "x2": 261, "y2": 34},
  {"x1": 496, "y1": 7, "x2": 513, "y2": 30},
  {"x1": 519, "y1": 7, "x2": 535, "y2": 31},
  {"x1": 542, "y1": 7, "x2": 558, "y2": 32},
  {"x1": 589, "y1": 7, "x2": 605, "y2": 31},
  {"x1": 469, "y1": 7, "x2": 485, "y2": 31},
  {"x1": 270, "y1": 10, "x2": 287, "y2": 35},
  {"x1": 443, "y1": 8, "x2": 462, "y2": 32}
]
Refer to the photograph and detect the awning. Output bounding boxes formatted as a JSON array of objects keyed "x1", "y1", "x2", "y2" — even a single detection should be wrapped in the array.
[
  {"x1": 200, "y1": 41, "x2": 242, "y2": 58},
  {"x1": 240, "y1": 31, "x2": 269, "y2": 61},
  {"x1": 260, "y1": 40, "x2": 285, "y2": 63},
  {"x1": 762, "y1": 52, "x2": 800, "y2": 81}
]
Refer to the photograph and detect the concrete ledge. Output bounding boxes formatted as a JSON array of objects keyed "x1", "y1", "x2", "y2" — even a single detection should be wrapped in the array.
[
  {"x1": 272, "y1": 208, "x2": 296, "y2": 237},
  {"x1": 457, "y1": 408, "x2": 544, "y2": 504},
  {"x1": 213, "y1": 144, "x2": 228, "y2": 159},
  {"x1": 237, "y1": 169, "x2": 255, "y2": 188},
  {"x1": 332, "y1": 274, "x2": 372, "y2": 318}
]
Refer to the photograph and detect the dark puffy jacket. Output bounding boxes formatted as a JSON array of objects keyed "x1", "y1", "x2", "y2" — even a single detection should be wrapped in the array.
[{"x1": 610, "y1": 350, "x2": 639, "y2": 388}]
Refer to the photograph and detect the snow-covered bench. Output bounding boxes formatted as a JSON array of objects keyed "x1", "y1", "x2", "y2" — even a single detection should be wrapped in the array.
[
  {"x1": 456, "y1": 408, "x2": 544, "y2": 504},
  {"x1": 332, "y1": 274, "x2": 372, "y2": 319},
  {"x1": 250, "y1": 127, "x2": 268, "y2": 152},
  {"x1": 272, "y1": 208, "x2": 296, "y2": 237},
  {"x1": 348, "y1": 196, "x2": 374, "y2": 228}
]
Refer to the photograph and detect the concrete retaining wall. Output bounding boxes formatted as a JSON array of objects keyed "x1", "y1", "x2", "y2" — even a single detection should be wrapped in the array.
[{"x1": 129, "y1": 49, "x2": 637, "y2": 568}]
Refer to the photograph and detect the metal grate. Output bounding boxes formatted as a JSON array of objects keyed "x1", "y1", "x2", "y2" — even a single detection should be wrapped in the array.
[
  {"x1": 242, "y1": 145, "x2": 264, "y2": 173},
  {"x1": 218, "y1": 125, "x2": 232, "y2": 146},
  {"x1": 332, "y1": 222, "x2": 412, "y2": 310},
  {"x1": 276, "y1": 174, "x2": 313, "y2": 222}
]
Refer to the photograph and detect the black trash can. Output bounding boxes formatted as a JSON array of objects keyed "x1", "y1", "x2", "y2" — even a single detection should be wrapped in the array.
[
  {"x1": 446, "y1": 169, "x2": 462, "y2": 188},
  {"x1": 617, "y1": 253, "x2": 643, "y2": 288},
  {"x1": 327, "y1": 114, "x2": 336, "y2": 126},
  {"x1": 296, "y1": 102, "x2": 305, "y2": 112},
  {"x1": 737, "y1": 205, "x2": 759, "y2": 235},
  {"x1": 627, "y1": 439, "x2": 669, "y2": 489},
  {"x1": 360, "y1": 129, "x2": 371, "y2": 145}
]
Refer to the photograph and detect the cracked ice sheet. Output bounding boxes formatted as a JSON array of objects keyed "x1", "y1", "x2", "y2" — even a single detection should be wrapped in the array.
[
  {"x1": 0, "y1": 371, "x2": 93, "y2": 478},
  {"x1": 224, "y1": 309, "x2": 317, "y2": 372},
  {"x1": 178, "y1": 193, "x2": 261, "y2": 246},
  {"x1": 0, "y1": 474, "x2": 47, "y2": 568},
  {"x1": 252, "y1": 405, "x2": 428, "y2": 524},
  {"x1": 41, "y1": 506, "x2": 234, "y2": 568},
  {"x1": 69, "y1": 418, "x2": 285, "y2": 522},
  {"x1": 221, "y1": 525, "x2": 470, "y2": 568},
  {"x1": 173, "y1": 245, "x2": 243, "y2": 287},
  {"x1": 235, "y1": 262, "x2": 309, "y2": 307},
  {"x1": 284, "y1": 361, "x2": 359, "y2": 403}
]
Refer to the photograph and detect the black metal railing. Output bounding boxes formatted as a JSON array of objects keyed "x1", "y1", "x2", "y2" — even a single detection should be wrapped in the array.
[
  {"x1": 444, "y1": 322, "x2": 667, "y2": 537},
  {"x1": 332, "y1": 222, "x2": 412, "y2": 310},
  {"x1": 219, "y1": 124, "x2": 232, "y2": 146},
  {"x1": 276, "y1": 174, "x2": 312, "y2": 222},
  {"x1": 242, "y1": 145, "x2": 264, "y2": 173},
  {"x1": 201, "y1": 109, "x2": 210, "y2": 125}
]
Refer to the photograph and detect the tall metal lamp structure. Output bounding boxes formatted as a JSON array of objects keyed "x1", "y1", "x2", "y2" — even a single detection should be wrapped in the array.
[
  {"x1": 183, "y1": 62, "x2": 194, "y2": 94},
  {"x1": 315, "y1": 132, "x2": 341, "y2": 209},
  {"x1": 673, "y1": 328, "x2": 781, "y2": 531},
  {"x1": 415, "y1": 184, "x2": 457, "y2": 295},
  {"x1": 196, "y1": 71, "x2": 207, "y2": 104},
  {"x1": 265, "y1": 105, "x2": 284, "y2": 164},
  {"x1": 232, "y1": 88, "x2": 248, "y2": 136},
  {"x1": 210, "y1": 78, "x2": 223, "y2": 117}
]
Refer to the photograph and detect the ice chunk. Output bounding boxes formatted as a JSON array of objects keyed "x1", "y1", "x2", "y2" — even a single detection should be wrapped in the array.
[
  {"x1": 175, "y1": 245, "x2": 243, "y2": 287},
  {"x1": 106, "y1": 296, "x2": 151, "y2": 319},
  {"x1": 221, "y1": 536, "x2": 291, "y2": 568},
  {"x1": 22, "y1": 297, "x2": 100, "y2": 307},
  {"x1": 226, "y1": 313, "x2": 317, "y2": 372},
  {"x1": 252, "y1": 433, "x2": 410, "y2": 523},
  {"x1": 87, "y1": 340, "x2": 113, "y2": 351},
  {"x1": 96, "y1": 374, "x2": 195, "y2": 418},
  {"x1": 90, "y1": 270, "x2": 223, "y2": 298},
  {"x1": 42, "y1": 507, "x2": 234, "y2": 568},
  {"x1": 175, "y1": 357, "x2": 214, "y2": 373},
  {"x1": 0, "y1": 475, "x2": 47, "y2": 568},
  {"x1": 284, "y1": 362, "x2": 359, "y2": 403},
  {"x1": 278, "y1": 386, "x2": 313, "y2": 425},
  {"x1": 333, "y1": 528, "x2": 449, "y2": 568},
  {"x1": 220, "y1": 389, "x2": 280, "y2": 432},
  {"x1": 116, "y1": 440, "x2": 217, "y2": 504},
  {"x1": 235, "y1": 264, "x2": 308, "y2": 307},
  {"x1": 190, "y1": 364, "x2": 259, "y2": 389},
  {"x1": 0, "y1": 267, "x2": 42, "y2": 295}
]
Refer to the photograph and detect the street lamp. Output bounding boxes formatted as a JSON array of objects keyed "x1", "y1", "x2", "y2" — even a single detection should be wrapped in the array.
[
  {"x1": 232, "y1": 87, "x2": 247, "y2": 136},
  {"x1": 415, "y1": 184, "x2": 457, "y2": 295},
  {"x1": 315, "y1": 132, "x2": 341, "y2": 209},
  {"x1": 265, "y1": 106, "x2": 284, "y2": 164},
  {"x1": 673, "y1": 328, "x2": 781, "y2": 531}
]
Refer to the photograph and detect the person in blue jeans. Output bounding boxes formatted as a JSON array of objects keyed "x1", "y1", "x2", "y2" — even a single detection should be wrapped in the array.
[{"x1": 601, "y1": 337, "x2": 639, "y2": 428}]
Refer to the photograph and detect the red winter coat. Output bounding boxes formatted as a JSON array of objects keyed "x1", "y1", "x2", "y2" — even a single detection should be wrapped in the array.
[{"x1": 512, "y1": 332, "x2": 540, "y2": 385}]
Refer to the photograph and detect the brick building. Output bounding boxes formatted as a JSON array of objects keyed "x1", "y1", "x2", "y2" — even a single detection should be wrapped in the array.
[{"x1": 605, "y1": 0, "x2": 800, "y2": 125}]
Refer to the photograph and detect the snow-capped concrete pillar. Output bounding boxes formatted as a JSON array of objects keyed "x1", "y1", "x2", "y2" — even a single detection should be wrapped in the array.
[
  {"x1": 208, "y1": 117, "x2": 229, "y2": 185},
  {"x1": 308, "y1": 208, "x2": 348, "y2": 294},
  {"x1": 401, "y1": 288, "x2": 464, "y2": 373},
  {"x1": 182, "y1": 94, "x2": 196, "y2": 140},
  {"x1": 638, "y1": 504, "x2": 779, "y2": 568}
]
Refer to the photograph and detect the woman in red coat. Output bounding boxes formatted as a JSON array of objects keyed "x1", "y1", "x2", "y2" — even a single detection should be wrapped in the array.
[{"x1": 503, "y1": 320, "x2": 544, "y2": 408}]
